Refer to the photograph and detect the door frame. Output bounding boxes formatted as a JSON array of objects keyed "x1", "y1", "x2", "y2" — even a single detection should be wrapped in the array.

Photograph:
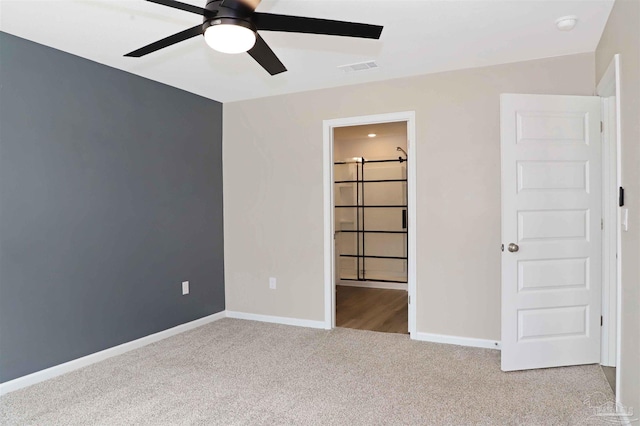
[
  {"x1": 596, "y1": 54, "x2": 622, "y2": 400},
  {"x1": 322, "y1": 111, "x2": 417, "y2": 333}
]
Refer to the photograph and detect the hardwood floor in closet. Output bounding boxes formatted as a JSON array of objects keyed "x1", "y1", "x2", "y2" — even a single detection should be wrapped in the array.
[{"x1": 336, "y1": 285, "x2": 408, "y2": 334}]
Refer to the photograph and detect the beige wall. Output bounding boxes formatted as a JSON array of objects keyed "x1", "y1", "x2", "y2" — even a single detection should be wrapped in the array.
[
  {"x1": 595, "y1": 0, "x2": 640, "y2": 413},
  {"x1": 334, "y1": 122, "x2": 408, "y2": 161},
  {"x1": 333, "y1": 137, "x2": 406, "y2": 162},
  {"x1": 223, "y1": 53, "x2": 595, "y2": 340}
]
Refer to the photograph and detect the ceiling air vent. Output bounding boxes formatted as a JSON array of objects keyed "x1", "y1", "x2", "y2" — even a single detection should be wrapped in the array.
[{"x1": 338, "y1": 61, "x2": 379, "y2": 73}]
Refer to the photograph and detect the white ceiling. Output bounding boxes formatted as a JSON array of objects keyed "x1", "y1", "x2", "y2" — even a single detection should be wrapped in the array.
[{"x1": 0, "y1": 0, "x2": 614, "y2": 103}]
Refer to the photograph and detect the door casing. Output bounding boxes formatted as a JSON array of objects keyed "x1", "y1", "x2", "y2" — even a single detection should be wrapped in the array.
[{"x1": 596, "y1": 54, "x2": 622, "y2": 402}]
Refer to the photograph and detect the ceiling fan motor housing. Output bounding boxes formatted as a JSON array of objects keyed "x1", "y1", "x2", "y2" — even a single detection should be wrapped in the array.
[
  {"x1": 202, "y1": 0, "x2": 256, "y2": 34},
  {"x1": 202, "y1": 17, "x2": 256, "y2": 34}
]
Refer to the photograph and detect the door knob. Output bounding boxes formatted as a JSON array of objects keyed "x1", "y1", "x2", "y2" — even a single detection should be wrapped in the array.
[{"x1": 508, "y1": 243, "x2": 519, "y2": 253}]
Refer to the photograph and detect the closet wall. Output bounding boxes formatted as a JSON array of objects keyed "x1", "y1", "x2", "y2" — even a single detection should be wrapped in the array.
[{"x1": 334, "y1": 122, "x2": 408, "y2": 285}]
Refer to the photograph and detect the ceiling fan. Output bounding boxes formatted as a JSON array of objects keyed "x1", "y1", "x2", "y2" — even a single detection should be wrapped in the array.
[{"x1": 125, "y1": 0, "x2": 384, "y2": 76}]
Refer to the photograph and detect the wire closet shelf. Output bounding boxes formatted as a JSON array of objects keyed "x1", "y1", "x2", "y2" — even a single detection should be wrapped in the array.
[{"x1": 334, "y1": 156, "x2": 408, "y2": 284}]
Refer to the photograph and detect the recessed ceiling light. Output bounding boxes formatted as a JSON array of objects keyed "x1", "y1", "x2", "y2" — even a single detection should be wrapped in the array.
[
  {"x1": 556, "y1": 15, "x2": 578, "y2": 31},
  {"x1": 368, "y1": 133, "x2": 377, "y2": 138}
]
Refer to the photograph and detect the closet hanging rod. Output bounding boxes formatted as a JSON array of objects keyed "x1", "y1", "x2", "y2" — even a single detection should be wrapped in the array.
[
  {"x1": 340, "y1": 230, "x2": 407, "y2": 234},
  {"x1": 340, "y1": 278, "x2": 408, "y2": 284},
  {"x1": 340, "y1": 254, "x2": 408, "y2": 260},
  {"x1": 366, "y1": 158, "x2": 406, "y2": 164},
  {"x1": 335, "y1": 205, "x2": 407, "y2": 208},
  {"x1": 335, "y1": 178, "x2": 407, "y2": 184},
  {"x1": 333, "y1": 157, "x2": 406, "y2": 165}
]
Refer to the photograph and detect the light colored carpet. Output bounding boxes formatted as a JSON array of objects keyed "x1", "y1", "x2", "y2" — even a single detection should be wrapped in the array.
[{"x1": 1, "y1": 318, "x2": 614, "y2": 425}]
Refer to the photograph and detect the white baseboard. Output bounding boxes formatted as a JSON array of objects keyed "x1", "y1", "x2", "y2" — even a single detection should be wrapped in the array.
[
  {"x1": 1, "y1": 311, "x2": 500, "y2": 397},
  {"x1": 338, "y1": 280, "x2": 408, "y2": 291},
  {"x1": 0, "y1": 311, "x2": 226, "y2": 396},
  {"x1": 411, "y1": 331, "x2": 501, "y2": 350},
  {"x1": 226, "y1": 311, "x2": 329, "y2": 330}
]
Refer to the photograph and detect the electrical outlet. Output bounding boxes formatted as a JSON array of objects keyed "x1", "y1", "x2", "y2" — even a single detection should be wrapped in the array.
[
  {"x1": 182, "y1": 281, "x2": 189, "y2": 295},
  {"x1": 269, "y1": 277, "x2": 276, "y2": 290}
]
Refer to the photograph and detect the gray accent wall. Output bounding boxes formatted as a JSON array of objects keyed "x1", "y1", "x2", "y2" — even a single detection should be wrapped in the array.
[{"x1": 0, "y1": 32, "x2": 225, "y2": 383}]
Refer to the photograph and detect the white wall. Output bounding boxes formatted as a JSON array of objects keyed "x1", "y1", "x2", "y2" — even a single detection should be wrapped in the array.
[
  {"x1": 223, "y1": 53, "x2": 595, "y2": 340},
  {"x1": 595, "y1": 0, "x2": 640, "y2": 413}
]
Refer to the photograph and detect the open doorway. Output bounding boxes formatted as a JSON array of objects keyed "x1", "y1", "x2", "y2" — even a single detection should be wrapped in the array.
[
  {"x1": 333, "y1": 122, "x2": 409, "y2": 334},
  {"x1": 323, "y1": 111, "x2": 417, "y2": 336}
]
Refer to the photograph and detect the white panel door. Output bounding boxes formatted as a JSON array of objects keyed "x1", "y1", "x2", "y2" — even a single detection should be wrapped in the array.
[{"x1": 500, "y1": 94, "x2": 602, "y2": 371}]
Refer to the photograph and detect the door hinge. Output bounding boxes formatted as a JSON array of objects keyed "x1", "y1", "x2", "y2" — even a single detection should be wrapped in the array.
[
  {"x1": 408, "y1": 295, "x2": 411, "y2": 305},
  {"x1": 600, "y1": 121, "x2": 604, "y2": 133},
  {"x1": 601, "y1": 316, "x2": 603, "y2": 327},
  {"x1": 620, "y1": 187, "x2": 625, "y2": 207},
  {"x1": 601, "y1": 218, "x2": 604, "y2": 230}
]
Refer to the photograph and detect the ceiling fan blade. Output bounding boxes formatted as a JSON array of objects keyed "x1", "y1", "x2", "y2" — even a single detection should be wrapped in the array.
[
  {"x1": 247, "y1": 34, "x2": 287, "y2": 75},
  {"x1": 253, "y1": 13, "x2": 383, "y2": 39},
  {"x1": 144, "y1": 0, "x2": 208, "y2": 16},
  {"x1": 125, "y1": 25, "x2": 202, "y2": 57}
]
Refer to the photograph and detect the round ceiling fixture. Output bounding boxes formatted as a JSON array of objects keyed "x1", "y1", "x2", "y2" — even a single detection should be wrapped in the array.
[
  {"x1": 555, "y1": 15, "x2": 578, "y2": 31},
  {"x1": 204, "y1": 19, "x2": 257, "y2": 54},
  {"x1": 368, "y1": 133, "x2": 377, "y2": 138}
]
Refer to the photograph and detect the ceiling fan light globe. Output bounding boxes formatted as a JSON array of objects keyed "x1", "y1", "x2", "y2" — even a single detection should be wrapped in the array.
[{"x1": 204, "y1": 24, "x2": 256, "y2": 54}]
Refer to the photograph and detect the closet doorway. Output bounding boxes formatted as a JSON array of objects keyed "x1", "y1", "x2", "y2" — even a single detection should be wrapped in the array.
[{"x1": 323, "y1": 113, "x2": 416, "y2": 335}]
